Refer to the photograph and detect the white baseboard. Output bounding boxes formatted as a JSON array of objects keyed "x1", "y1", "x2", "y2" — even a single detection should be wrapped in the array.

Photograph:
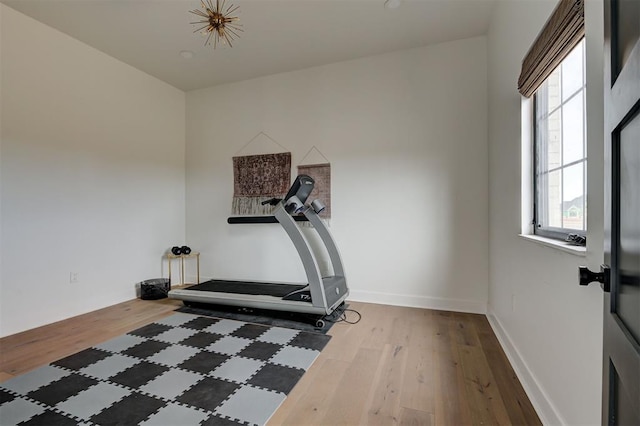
[
  {"x1": 486, "y1": 306, "x2": 565, "y2": 425},
  {"x1": 347, "y1": 289, "x2": 487, "y2": 314}
]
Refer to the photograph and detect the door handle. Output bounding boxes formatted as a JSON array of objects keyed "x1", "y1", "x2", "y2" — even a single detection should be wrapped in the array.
[{"x1": 578, "y1": 264, "x2": 611, "y2": 292}]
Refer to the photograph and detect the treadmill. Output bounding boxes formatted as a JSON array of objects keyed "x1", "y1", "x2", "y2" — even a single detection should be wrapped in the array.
[{"x1": 168, "y1": 175, "x2": 349, "y2": 318}]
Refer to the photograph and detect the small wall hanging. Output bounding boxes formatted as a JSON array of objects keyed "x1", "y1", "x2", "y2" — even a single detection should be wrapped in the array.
[{"x1": 298, "y1": 146, "x2": 331, "y2": 220}]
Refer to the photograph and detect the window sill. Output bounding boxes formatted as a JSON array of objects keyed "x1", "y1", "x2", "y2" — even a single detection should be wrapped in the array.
[{"x1": 519, "y1": 234, "x2": 587, "y2": 256}]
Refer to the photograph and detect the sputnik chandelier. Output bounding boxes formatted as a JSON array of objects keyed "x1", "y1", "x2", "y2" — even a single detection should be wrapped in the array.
[{"x1": 190, "y1": 0, "x2": 242, "y2": 48}]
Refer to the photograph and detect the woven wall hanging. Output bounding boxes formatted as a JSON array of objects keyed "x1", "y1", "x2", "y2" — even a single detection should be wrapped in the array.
[{"x1": 232, "y1": 152, "x2": 291, "y2": 215}]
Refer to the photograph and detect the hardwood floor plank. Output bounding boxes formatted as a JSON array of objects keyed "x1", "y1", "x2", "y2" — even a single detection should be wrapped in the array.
[
  {"x1": 388, "y1": 309, "x2": 413, "y2": 348},
  {"x1": 361, "y1": 343, "x2": 409, "y2": 425},
  {"x1": 408, "y1": 308, "x2": 436, "y2": 351},
  {"x1": 400, "y1": 346, "x2": 436, "y2": 414},
  {"x1": 359, "y1": 303, "x2": 395, "y2": 350},
  {"x1": 450, "y1": 312, "x2": 483, "y2": 347},
  {"x1": 320, "y1": 346, "x2": 383, "y2": 425},
  {"x1": 458, "y1": 344, "x2": 511, "y2": 425},
  {"x1": 474, "y1": 316, "x2": 542, "y2": 425},
  {"x1": 0, "y1": 372, "x2": 14, "y2": 382},
  {"x1": 271, "y1": 358, "x2": 350, "y2": 425},
  {"x1": 400, "y1": 407, "x2": 434, "y2": 426},
  {"x1": 433, "y1": 312, "x2": 474, "y2": 426},
  {"x1": 318, "y1": 319, "x2": 365, "y2": 362}
]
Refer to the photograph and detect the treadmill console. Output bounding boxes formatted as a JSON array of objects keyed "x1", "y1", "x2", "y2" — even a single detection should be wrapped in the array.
[{"x1": 284, "y1": 175, "x2": 314, "y2": 203}]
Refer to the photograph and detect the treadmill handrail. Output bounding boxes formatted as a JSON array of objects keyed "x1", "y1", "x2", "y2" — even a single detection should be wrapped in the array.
[{"x1": 273, "y1": 204, "x2": 328, "y2": 309}]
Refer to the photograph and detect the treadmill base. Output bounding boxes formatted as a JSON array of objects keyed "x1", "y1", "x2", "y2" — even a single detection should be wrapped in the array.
[{"x1": 179, "y1": 300, "x2": 332, "y2": 330}]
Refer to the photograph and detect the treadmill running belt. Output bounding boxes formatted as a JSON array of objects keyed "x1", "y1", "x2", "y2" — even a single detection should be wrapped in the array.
[{"x1": 185, "y1": 280, "x2": 307, "y2": 297}]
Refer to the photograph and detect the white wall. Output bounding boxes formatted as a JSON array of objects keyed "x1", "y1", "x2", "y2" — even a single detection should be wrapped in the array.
[
  {"x1": 0, "y1": 5, "x2": 4, "y2": 320},
  {"x1": 487, "y1": 0, "x2": 604, "y2": 424},
  {"x1": 0, "y1": 5, "x2": 186, "y2": 337},
  {"x1": 186, "y1": 36, "x2": 489, "y2": 313}
]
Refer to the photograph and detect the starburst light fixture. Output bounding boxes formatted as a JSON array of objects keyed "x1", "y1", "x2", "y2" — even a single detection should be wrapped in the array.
[{"x1": 190, "y1": 0, "x2": 242, "y2": 48}]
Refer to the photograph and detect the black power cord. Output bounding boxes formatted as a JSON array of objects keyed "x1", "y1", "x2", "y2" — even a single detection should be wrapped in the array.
[{"x1": 323, "y1": 303, "x2": 361, "y2": 325}]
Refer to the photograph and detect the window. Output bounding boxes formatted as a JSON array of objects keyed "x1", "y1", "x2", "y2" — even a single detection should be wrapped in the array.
[{"x1": 533, "y1": 39, "x2": 586, "y2": 241}]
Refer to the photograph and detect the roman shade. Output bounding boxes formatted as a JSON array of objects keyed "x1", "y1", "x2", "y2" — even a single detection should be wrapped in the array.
[{"x1": 517, "y1": 0, "x2": 585, "y2": 98}]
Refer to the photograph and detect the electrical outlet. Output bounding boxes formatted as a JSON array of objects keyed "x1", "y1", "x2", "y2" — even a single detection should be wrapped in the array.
[{"x1": 70, "y1": 272, "x2": 79, "y2": 284}]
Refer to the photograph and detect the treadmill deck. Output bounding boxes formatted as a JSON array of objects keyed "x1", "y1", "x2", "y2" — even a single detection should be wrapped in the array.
[{"x1": 184, "y1": 280, "x2": 307, "y2": 297}]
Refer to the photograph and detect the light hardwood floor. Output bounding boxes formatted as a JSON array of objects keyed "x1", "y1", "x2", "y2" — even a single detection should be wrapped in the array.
[{"x1": 0, "y1": 299, "x2": 541, "y2": 425}]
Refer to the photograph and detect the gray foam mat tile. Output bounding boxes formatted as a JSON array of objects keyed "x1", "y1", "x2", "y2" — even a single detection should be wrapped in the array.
[
  {"x1": 55, "y1": 382, "x2": 130, "y2": 420},
  {"x1": 140, "y1": 402, "x2": 210, "y2": 426},
  {"x1": 0, "y1": 365, "x2": 69, "y2": 395},
  {"x1": 215, "y1": 385, "x2": 286, "y2": 426},
  {"x1": 153, "y1": 326, "x2": 200, "y2": 344},
  {"x1": 80, "y1": 354, "x2": 140, "y2": 380},
  {"x1": 146, "y1": 344, "x2": 201, "y2": 366},
  {"x1": 0, "y1": 397, "x2": 46, "y2": 425},
  {"x1": 204, "y1": 319, "x2": 246, "y2": 335},
  {"x1": 140, "y1": 369, "x2": 204, "y2": 400},
  {"x1": 270, "y1": 345, "x2": 321, "y2": 370},
  {"x1": 206, "y1": 335, "x2": 252, "y2": 356},
  {"x1": 256, "y1": 327, "x2": 300, "y2": 345},
  {"x1": 154, "y1": 313, "x2": 200, "y2": 327},
  {"x1": 95, "y1": 334, "x2": 146, "y2": 353},
  {"x1": 210, "y1": 357, "x2": 265, "y2": 383}
]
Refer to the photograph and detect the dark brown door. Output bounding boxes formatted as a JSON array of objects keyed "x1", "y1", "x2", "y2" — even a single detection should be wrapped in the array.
[{"x1": 603, "y1": 0, "x2": 640, "y2": 424}]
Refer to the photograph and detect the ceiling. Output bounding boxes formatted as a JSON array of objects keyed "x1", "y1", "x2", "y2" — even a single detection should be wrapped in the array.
[{"x1": 1, "y1": 0, "x2": 496, "y2": 91}]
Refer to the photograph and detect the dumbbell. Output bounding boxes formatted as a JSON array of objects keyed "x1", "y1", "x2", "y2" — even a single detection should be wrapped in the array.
[{"x1": 170, "y1": 246, "x2": 192, "y2": 255}]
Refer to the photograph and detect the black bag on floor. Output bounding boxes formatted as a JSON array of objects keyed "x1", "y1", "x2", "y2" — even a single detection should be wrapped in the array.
[{"x1": 140, "y1": 278, "x2": 170, "y2": 300}]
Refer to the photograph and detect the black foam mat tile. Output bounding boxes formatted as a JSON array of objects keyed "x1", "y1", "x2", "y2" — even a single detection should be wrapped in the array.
[
  {"x1": 52, "y1": 348, "x2": 110, "y2": 371},
  {"x1": 90, "y1": 392, "x2": 165, "y2": 425}
]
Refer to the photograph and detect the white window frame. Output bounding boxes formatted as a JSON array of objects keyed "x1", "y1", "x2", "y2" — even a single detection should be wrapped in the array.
[{"x1": 532, "y1": 39, "x2": 587, "y2": 243}]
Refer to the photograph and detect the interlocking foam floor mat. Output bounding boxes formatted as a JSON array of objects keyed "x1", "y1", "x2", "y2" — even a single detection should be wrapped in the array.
[{"x1": 0, "y1": 312, "x2": 331, "y2": 426}]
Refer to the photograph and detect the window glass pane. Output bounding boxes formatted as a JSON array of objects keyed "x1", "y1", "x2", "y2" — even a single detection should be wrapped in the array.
[
  {"x1": 547, "y1": 68, "x2": 562, "y2": 112},
  {"x1": 562, "y1": 40, "x2": 584, "y2": 101},
  {"x1": 548, "y1": 169, "x2": 563, "y2": 228},
  {"x1": 562, "y1": 91, "x2": 585, "y2": 165},
  {"x1": 536, "y1": 83, "x2": 548, "y2": 121},
  {"x1": 562, "y1": 162, "x2": 584, "y2": 230},
  {"x1": 548, "y1": 109, "x2": 562, "y2": 170}
]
